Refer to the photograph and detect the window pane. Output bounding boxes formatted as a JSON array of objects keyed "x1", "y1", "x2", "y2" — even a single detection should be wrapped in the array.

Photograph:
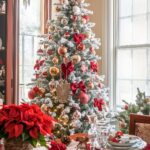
[
  {"x1": 133, "y1": 0, "x2": 147, "y2": 15},
  {"x1": 117, "y1": 49, "x2": 132, "y2": 79},
  {"x1": 117, "y1": 80, "x2": 132, "y2": 104},
  {"x1": 133, "y1": 48, "x2": 147, "y2": 79},
  {"x1": 149, "y1": 0, "x2": 150, "y2": 12},
  {"x1": 119, "y1": 0, "x2": 132, "y2": 17},
  {"x1": 132, "y1": 15, "x2": 147, "y2": 44},
  {"x1": 148, "y1": 15, "x2": 150, "y2": 42},
  {"x1": 119, "y1": 18, "x2": 132, "y2": 45},
  {"x1": 148, "y1": 49, "x2": 150, "y2": 79}
]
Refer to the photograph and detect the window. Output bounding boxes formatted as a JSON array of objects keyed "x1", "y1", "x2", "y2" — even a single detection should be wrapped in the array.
[
  {"x1": 115, "y1": 0, "x2": 150, "y2": 106},
  {"x1": 19, "y1": 0, "x2": 42, "y2": 101}
]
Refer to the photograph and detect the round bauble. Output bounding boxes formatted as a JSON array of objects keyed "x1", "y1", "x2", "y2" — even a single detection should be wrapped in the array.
[
  {"x1": 90, "y1": 46, "x2": 96, "y2": 55},
  {"x1": 28, "y1": 89, "x2": 36, "y2": 100},
  {"x1": 47, "y1": 49, "x2": 53, "y2": 55},
  {"x1": 71, "y1": 55, "x2": 81, "y2": 64},
  {"x1": 52, "y1": 57, "x2": 59, "y2": 64},
  {"x1": 78, "y1": 91, "x2": 89, "y2": 104},
  {"x1": 71, "y1": 15, "x2": 78, "y2": 22},
  {"x1": 49, "y1": 80, "x2": 56, "y2": 90},
  {"x1": 48, "y1": 25, "x2": 57, "y2": 32},
  {"x1": 77, "y1": 43, "x2": 85, "y2": 51},
  {"x1": 49, "y1": 66, "x2": 60, "y2": 76},
  {"x1": 58, "y1": 46, "x2": 68, "y2": 56},
  {"x1": 61, "y1": 18, "x2": 68, "y2": 26},
  {"x1": 37, "y1": 48, "x2": 44, "y2": 55},
  {"x1": 42, "y1": 71, "x2": 48, "y2": 78}
]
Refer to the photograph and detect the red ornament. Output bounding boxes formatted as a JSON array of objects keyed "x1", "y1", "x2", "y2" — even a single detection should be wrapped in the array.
[
  {"x1": 37, "y1": 49, "x2": 44, "y2": 55},
  {"x1": 47, "y1": 49, "x2": 53, "y2": 55},
  {"x1": 90, "y1": 61, "x2": 98, "y2": 72},
  {"x1": 28, "y1": 89, "x2": 36, "y2": 100},
  {"x1": 77, "y1": 43, "x2": 85, "y2": 51},
  {"x1": 58, "y1": 46, "x2": 68, "y2": 56},
  {"x1": 115, "y1": 131, "x2": 124, "y2": 137},
  {"x1": 124, "y1": 104, "x2": 129, "y2": 110},
  {"x1": 82, "y1": 15, "x2": 90, "y2": 23},
  {"x1": 78, "y1": 91, "x2": 89, "y2": 104},
  {"x1": 42, "y1": 71, "x2": 48, "y2": 78},
  {"x1": 71, "y1": 15, "x2": 78, "y2": 22}
]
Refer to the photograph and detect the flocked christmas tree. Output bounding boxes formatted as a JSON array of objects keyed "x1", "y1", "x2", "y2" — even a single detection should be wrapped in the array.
[{"x1": 28, "y1": 0, "x2": 108, "y2": 139}]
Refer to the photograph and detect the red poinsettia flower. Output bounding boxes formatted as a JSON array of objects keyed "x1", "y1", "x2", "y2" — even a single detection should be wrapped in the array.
[
  {"x1": 0, "y1": 103, "x2": 54, "y2": 147},
  {"x1": 73, "y1": 33, "x2": 86, "y2": 44},
  {"x1": 90, "y1": 61, "x2": 98, "y2": 72}
]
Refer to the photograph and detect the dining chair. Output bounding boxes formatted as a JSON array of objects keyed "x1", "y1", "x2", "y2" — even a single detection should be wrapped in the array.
[{"x1": 129, "y1": 114, "x2": 150, "y2": 144}]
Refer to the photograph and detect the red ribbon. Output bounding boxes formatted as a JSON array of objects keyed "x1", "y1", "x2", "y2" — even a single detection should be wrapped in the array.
[
  {"x1": 70, "y1": 81, "x2": 86, "y2": 94},
  {"x1": 61, "y1": 61, "x2": 74, "y2": 79},
  {"x1": 34, "y1": 60, "x2": 45, "y2": 70},
  {"x1": 93, "y1": 98, "x2": 104, "y2": 111}
]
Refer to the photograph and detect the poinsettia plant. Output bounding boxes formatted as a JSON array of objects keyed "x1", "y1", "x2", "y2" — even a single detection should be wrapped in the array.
[{"x1": 0, "y1": 103, "x2": 54, "y2": 147}]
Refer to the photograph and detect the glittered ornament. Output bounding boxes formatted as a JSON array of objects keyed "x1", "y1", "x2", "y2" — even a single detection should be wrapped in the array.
[
  {"x1": 58, "y1": 46, "x2": 68, "y2": 56},
  {"x1": 49, "y1": 66, "x2": 60, "y2": 76},
  {"x1": 77, "y1": 43, "x2": 85, "y2": 51},
  {"x1": 82, "y1": 15, "x2": 90, "y2": 24},
  {"x1": 37, "y1": 48, "x2": 44, "y2": 55},
  {"x1": 71, "y1": 55, "x2": 81, "y2": 64},
  {"x1": 42, "y1": 71, "x2": 48, "y2": 78},
  {"x1": 61, "y1": 18, "x2": 68, "y2": 26},
  {"x1": 71, "y1": 15, "x2": 78, "y2": 22},
  {"x1": 56, "y1": 80, "x2": 70, "y2": 103},
  {"x1": 78, "y1": 91, "x2": 89, "y2": 104},
  {"x1": 48, "y1": 25, "x2": 57, "y2": 32},
  {"x1": 38, "y1": 88, "x2": 46, "y2": 97},
  {"x1": 52, "y1": 57, "x2": 59, "y2": 64}
]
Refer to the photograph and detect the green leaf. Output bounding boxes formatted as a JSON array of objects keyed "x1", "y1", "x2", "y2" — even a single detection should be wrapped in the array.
[
  {"x1": 22, "y1": 132, "x2": 30, "y2": 141},
  {"x1": 39, "y1": 135, "x2": 46, "y2": 146},
  {"x1": 31, "y1": 139, "x2": 37, "y2": 147}
]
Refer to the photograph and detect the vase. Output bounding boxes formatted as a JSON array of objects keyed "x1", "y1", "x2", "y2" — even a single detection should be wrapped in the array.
[{"x1": 4, "y1": 139, "x2": 33, "y2": 150}]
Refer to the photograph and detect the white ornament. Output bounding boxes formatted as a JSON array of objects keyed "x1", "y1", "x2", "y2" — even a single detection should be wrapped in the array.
[{"x1": 73, "y1": 6, "x2": 81, "y2": 15}]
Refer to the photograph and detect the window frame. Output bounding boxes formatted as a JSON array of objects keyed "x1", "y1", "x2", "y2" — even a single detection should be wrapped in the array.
[{"x1": 109, "y1": 0, "x2": 150, "y2": 109}]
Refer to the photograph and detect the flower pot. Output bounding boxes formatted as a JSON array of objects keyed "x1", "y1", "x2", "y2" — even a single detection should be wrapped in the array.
[{"x1": 4, "y1": 139, "x2": 33, "y2": 150}]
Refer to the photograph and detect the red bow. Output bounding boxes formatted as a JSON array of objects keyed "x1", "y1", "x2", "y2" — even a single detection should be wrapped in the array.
[
  {"x1": 70, "y1": 81, "x2": 86, "y2": 94},
  {"x1": 34, "y1": 60, "x2": 45, "y2": 70},
  {"x1": 73, "y1": 33, "x2": 86, "y2": 44},
  {"x1": 61, "y1": 61, "x2": 74, "y2": 79},
  {"x1": 94, "y1": 98, "x2": 104, "y2": 111}
]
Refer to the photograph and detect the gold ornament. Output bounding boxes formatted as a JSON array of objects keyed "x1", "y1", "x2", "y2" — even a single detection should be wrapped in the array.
[
  {"x1": 56, "y1": 80, "x2": 70, "y2": 103},
  {"x1": 38, "y1": 88, "x2": 46, "y2": 97},
  {"x1": 48, "y1": 25, "x2": 57, "y2": 32},
  {"x1": 49, "y1": 66, "x2": 60, "y2": 76},
  {"x1": 71, "y1": 55, "x2": 81, "y2": 64},
  {"x1": 58, "y1": 46, "x2": 68, "y2": 56},
  {"x1": 52, "y1": 57, "x2": 59, "y2": 64}
]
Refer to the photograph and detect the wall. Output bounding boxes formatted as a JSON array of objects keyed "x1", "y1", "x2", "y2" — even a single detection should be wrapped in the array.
[{"x1": 87, "y1": 0, "x2": 107, "y2": 80}]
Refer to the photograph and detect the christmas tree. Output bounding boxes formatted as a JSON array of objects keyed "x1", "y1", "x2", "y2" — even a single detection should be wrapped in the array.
[
  {"x1": 118, "y1": 88, "x2": 150, "y2": 133},
  {"x1": 28, "y1": 0, "x2": 108, "y2": 139}
]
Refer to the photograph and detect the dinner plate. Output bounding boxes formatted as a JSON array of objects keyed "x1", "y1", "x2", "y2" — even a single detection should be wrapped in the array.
[{"x1": 108, "y1": 134, "x2": 140, "y2": 147}]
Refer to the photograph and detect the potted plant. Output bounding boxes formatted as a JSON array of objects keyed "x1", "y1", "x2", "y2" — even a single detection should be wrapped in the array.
[{"x1": 0, "y1": 103, "x2": 54, "y2": 150}]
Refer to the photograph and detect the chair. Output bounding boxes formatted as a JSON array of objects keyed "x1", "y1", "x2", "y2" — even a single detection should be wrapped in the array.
[{"x1": 129, "y1": 114, "x2": 150, "y2": 144}]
